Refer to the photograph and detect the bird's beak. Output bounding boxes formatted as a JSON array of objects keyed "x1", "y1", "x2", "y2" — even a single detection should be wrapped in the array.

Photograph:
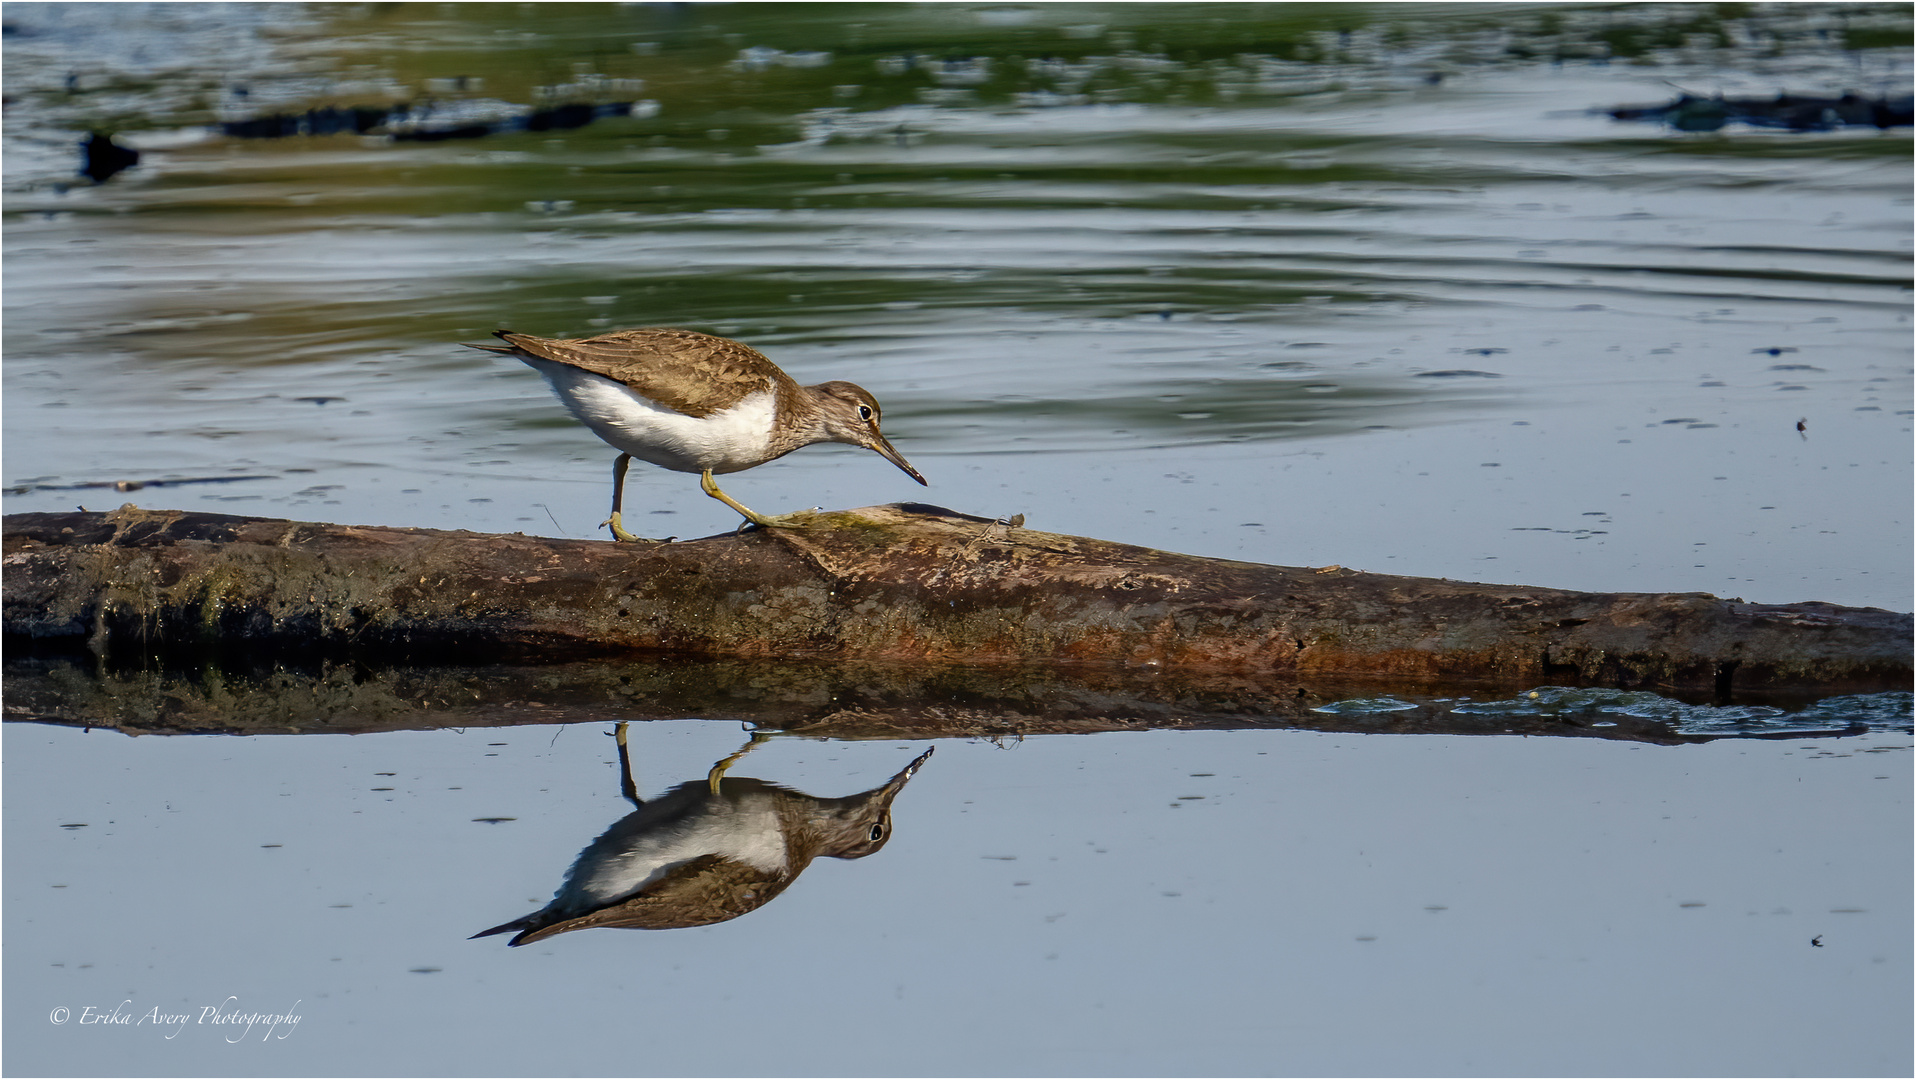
[{"x1": 869, "y1": 432, "x2": 927, "y2": 486}]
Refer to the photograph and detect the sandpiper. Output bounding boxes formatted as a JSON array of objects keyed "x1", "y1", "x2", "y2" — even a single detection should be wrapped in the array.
[
  {"x1": 465, "y1": 327, "x2": 925, "y2": 541},
  {"x1": 472, "y1": 726, "x2": 933, "y2": 944}
]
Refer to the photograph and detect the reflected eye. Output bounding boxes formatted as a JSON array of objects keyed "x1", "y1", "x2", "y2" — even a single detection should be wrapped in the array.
[
  {"x1": 868, "y1": 823, "x2": 885, "y2": 842},
  {"x1": 857, "y1": 404, "x2": 874, "y2": 422}
]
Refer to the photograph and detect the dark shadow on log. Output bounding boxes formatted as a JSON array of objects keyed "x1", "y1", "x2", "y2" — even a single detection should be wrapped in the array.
[{"x1": 5, "y1": 505, "x2": 1908, "y2": 699}]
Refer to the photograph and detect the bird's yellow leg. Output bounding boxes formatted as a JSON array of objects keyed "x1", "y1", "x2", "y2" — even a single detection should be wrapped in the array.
[
  {"x1": 708, "y1": 731, "x2": 772, "y2": 795},
  {"x1": 601, "y1": 454, "x2": 652, "y2": 543},
  {"x1": 700, "y1": 469, "x2": 812, "y2": 529},
  {"x1": 610, "y1": 722, "x2": 643, "y2": 808}
]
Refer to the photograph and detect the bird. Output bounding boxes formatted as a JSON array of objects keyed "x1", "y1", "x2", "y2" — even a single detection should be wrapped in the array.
[
  {"x1": 472, "y1": 726, "x2": 933, "y2": 945},
  {"x1": 465, "y1": 327, "x2": 925, "y2": 541}
]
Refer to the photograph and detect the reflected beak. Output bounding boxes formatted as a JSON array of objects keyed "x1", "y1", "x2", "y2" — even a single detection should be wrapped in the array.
[{"x1": 880, "y1": 746, "x2": 935, "y2": 796}]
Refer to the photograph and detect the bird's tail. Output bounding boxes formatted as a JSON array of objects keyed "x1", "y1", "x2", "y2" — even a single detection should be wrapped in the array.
[
  {"x1": 469, "y1": 915, "x2": 538, "y2": 943},
  {"x1": 460, "y1": 329, "x2": 523, "y2": 354}
]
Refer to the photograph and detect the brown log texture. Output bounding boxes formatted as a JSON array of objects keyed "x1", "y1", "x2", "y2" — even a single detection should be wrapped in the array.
[{"x1": 4, "y1": 504, "x2": 1909, "y2": 695}]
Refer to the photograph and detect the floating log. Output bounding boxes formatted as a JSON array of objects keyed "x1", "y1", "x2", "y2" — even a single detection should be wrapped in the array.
[{"x1": 3, "y1": 505, "x2": 1908, "y2": 697}]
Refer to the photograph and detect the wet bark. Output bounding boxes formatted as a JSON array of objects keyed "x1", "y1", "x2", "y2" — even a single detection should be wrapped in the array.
[{"x1": 4, "y1": 504, "x2": 1909, "y2": 696}]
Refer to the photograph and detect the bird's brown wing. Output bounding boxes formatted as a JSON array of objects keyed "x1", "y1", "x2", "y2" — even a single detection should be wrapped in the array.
[
  {"x1": 506, "y1": 854, "x2": 798, "y2": 945},
  {"x1": 494, "y1": 328, "x2": 790, "y2": 419}
]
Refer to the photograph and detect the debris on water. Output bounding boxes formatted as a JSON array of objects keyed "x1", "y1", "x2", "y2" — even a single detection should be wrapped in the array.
[
  {"x1": 218, "y1": 104, "x2": 391, "y2": 139},
  {"x1": 1309, "y1": 687, "x2": 1908, "y2": 740},
  {"x1": 1312, "y1": 697, "x2": 1420, "y2": 715},
  {"x1": 218, "y1": 99, "x2": 653, "y2": 142},
  {"x1": 8, "y1": 474, "x2": 275, "y2": 494},
  {"x1": 1450, "y1": 687, "x2": 1912, "y2": 737},
  {"x1": 1606, "y1": 92, "x2": 1913, "y2": 132},
  {"x1": 79, "y1": 132, "x2": 138, "y2": 183}
]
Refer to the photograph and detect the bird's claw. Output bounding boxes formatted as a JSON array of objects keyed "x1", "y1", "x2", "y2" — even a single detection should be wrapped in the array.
[
  {"x1": 738, "y1": 509, "x2": 820, "y2": 532},
  {"x1": 602, "y1": 512, "x2": 663, "y2": 543}
]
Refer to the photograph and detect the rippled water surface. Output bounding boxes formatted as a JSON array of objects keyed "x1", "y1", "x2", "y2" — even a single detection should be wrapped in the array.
[
  {"x1": 4, "y1": 3, "x2": 1911, "y2": 1076},
  {"x1": 5, "y1": 1, "x2": 1911, "y2": 604}
]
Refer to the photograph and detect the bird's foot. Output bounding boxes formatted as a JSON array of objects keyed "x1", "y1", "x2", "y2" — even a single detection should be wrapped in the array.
[
  {"x1": 707, "y1": 731, "x2": 772, "y2": 794},
  {"x1": 739, "y1": 515, "x2": 811, "y2": 532},
  {"x1": 602, "y1": 512, "x2": 670, "y2": 543},
  {"x1": 736, "y1": 507, "x2": 823, "y2": 532}
]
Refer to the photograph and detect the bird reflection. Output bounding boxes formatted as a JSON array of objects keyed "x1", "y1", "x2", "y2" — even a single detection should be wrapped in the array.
[{"x1": 473, "y1": 724, "x2": 933, "y2": 946}]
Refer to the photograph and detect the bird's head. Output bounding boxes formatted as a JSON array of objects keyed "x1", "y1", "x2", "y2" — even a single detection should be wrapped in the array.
[
  {"x1": 816, "y1": 746, "x2": 935, "y2": 859},
  {"x1": 809, "y1": 381, "x2": 927, "y2": 486}
]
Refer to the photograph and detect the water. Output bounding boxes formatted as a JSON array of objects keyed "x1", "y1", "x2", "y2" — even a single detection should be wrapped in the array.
[
  {"x1": 5, "y1": 720, "x2": 1910, "y2": 1077},
  {"x1": 3, "y1": 3, "x2": 1911, "y2": 1076},
  {"x1": 4, "y1": 2, "x2": 1909, "y2": 605}
]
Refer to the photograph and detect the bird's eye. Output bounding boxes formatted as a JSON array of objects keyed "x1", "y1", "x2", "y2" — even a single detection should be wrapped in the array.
[
  {"x1": 868, "y1": 824, "x2": 885, "y2": 842},
  {"x1": 858, "y1": 404, "x2": 874, "y2": 422}
]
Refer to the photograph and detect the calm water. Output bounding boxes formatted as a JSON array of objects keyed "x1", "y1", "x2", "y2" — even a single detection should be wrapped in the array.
[{"x1": 3, "y1": 3, "x2": 1911, "y2": 1076}]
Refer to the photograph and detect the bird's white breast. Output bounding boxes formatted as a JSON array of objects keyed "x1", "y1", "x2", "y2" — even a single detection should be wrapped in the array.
[
  {"x1": 527, "y1": 358, "x2": 779, "y2": 474},
  {"x1": 566, "y1": 793, "x2": 790, "y2": 906}
]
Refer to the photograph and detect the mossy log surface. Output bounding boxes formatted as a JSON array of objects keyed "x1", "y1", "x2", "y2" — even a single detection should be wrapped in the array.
[{"x1": 4, "y1": 504, "x2": 1909, "y2": 695}]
